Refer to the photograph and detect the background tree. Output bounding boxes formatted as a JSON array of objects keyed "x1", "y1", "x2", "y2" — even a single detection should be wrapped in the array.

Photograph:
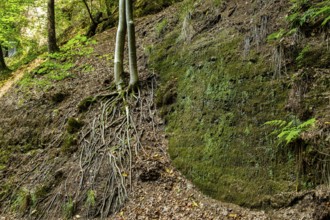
[
  {"x1": 0, "y1": 44, "x2": 9, "y2": 71},
  {"x1": 0, "y1": 0, "x2": 29, "y2": 71},
  {"x1": 48, "y1": 0, "x2": 59, "y2": 53}
]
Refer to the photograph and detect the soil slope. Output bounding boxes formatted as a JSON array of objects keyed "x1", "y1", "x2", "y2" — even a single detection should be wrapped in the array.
[{"x1": 0, "y1": 0, "x2": 329, "y2": 219}]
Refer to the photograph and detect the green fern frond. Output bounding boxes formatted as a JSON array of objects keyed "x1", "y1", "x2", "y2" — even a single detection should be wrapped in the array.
[{"x1": 265, "y1": 117, "x2": 316, "y2": 146}]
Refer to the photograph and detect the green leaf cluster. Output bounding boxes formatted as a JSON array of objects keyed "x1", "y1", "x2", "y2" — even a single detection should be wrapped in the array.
[
  {"x1": 86, "y1": 189, "x2": 96, "y2": 207},
  {"x1": 0, "y1": 0, "x2": 34, "y2": 46},
  {"x1": 265, "y1": 118, "x2": 316, "y2": 145},
  {"x1": 19, "y1": 34, "x2": 96, "y2": 92},
  {"x1": 288, "y1": 0, "x2": 330, "y2": 28}
]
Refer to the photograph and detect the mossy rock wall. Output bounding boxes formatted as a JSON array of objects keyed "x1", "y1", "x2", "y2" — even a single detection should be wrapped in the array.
[{"x1": 149, "y1": 0, "x2": 329, "y2": 207}]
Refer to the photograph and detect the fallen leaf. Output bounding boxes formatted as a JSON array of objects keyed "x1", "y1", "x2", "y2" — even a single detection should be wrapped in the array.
[
  {"x1": 228, "y1": 213, "x2": 238, "y2": 218},
  {"x1": 192, "y1": 201, "x2": 199, "y2": 207}
]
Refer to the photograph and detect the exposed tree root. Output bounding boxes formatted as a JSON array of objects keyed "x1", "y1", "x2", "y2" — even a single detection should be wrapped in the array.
[{"x1": 29, "y1": 77, "x2": 155, "y2": 219}]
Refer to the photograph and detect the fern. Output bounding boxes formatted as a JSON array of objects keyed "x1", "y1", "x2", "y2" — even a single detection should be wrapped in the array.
[
  {"x1": 288, "y1": 0, "x2": 330, "y2": 27},
  {"x1": 265, "y1": 118, "x2": 316, "y2": 146}
]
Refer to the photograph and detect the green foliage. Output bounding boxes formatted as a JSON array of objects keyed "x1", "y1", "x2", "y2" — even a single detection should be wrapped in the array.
[
  {"x1": 288, "y1": 0, "x2": 330, "y2": 28},
  {"x1": 0, "y1": 0, "x2": 33, "y2": 45},
  {"x1": 135, "y1": 0, "x2": 182, "y2": 16},
  {"x1": 213, "y1": 0, "x2": 223, "y2": 7},
  {"x1": 155, "y1": 19, "x2": 168, "y2": 37},
  {"x1": 31, "y1": 184, "x2": 51, "y2": 208},
  {"x1": 62, "y1": 34, "x2": 96, "y2": 55},
  {"x1": 86, "y1": 190, "x2": 96, "y2": 207},
  {"x1": 267, "y1": 29, "x2": 286, "y2": 41},
  {"x1": 66, "y1": 117, "x2": 84, "y2": 134},
  {"x1": 0, "y1": 71, "x2": 12, "y2": 86},
  {"x1": 63, "y1": 197, "x2": 75, "y2": 219},
  {"x1": 12, "y1": 188, "x2": 31, "y2": 213},
  {"x1": 296, "y1": 45, "x2": 310, "y2": 65},
  {"x1": 78, "y1": 96, "x2": 97, "y2": 112},
  {"x1": 265, "y1": 118, "x2": 316, "y2": 145},
  {"x1": 18, "y1": 34, "x2": 96, "y2": 92},
  {"x1": 150, "y1": 16, "x2": 296, "y2": 206},
  {"x1": 50, "y1": 34, "x2": 96, "y2": 60},
  {"x1": 61, "y1": 133, "x2": 78, "y2": 154}
]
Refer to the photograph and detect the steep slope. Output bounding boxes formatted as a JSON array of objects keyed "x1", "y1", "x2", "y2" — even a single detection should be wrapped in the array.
[
  {"x1": 149, "y1": 0, "x2": 330, "y2": 211},
  {"x1": 0, "y1": 8, "x2": 268, "y2": 219},
  {"x1": 0, "y1": 0, "x2": 329, "y2": 219}
]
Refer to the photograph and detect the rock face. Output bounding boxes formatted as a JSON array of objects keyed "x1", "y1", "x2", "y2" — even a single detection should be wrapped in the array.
[{"x1": 150, "y1": 0, "x2": 330, "y2": 208}]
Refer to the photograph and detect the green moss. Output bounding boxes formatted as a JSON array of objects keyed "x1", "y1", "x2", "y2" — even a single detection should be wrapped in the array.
[
  {"x1": 31, "y1": 184, "x2": 49, "y2": 207},
  {"x1": 12, "y1": 188, "x2": 32, "y2": 214},
  {"x1": 150, "y1": 18, "x2": 300, "y2": 206},
  {"x1": 66, "y1": 118, "x2": 84, "y2": 134},
  {"x1": 61, "y1": 133, "x2": 78, "y2": 154},
  {"x1": 85, "y1": 190, "x2": 96, "y2": 207},
  {"x1": 77, "y1": 96, "x2": 97, "y2": 112},
  {"x1": 51, "y1": 92, "x2": 68, "y2": 103},
  {"x1": 296, "y1": 43, "x2": 330, "y2": 68},
  {"x1": 155, "y1": 19, "x2": 168, "y2": 37},
  {"x1": 135, "y1": 0, "x2": 182, "y2": 16},
  {"x1": 0, "y1": 70, "x2": 12, "y2": 86},
  {"x1": 63, "y1": 197, "x2": 75, "y2": 219}
]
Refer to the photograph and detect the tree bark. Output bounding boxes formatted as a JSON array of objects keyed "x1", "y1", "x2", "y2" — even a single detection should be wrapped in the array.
[
  {"x1": 82, "y1": 0, "x2": 96, "y2": 25},
  {"x1": 0, "y1": 44, "x2": 9, "y2": 72},
  {"x1": 47, "y1": 0, "x2": 59, "y2": 53},
  {"x1": 125, "y1": 0, "x2": 138, "y2": 88},
  {"x1": 114, "y1": 0, "x2": 126, "y2": 91}
]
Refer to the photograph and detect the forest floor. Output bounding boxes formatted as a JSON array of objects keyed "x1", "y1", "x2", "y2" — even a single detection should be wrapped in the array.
[
  {"x1": 0, "y1": 58, "x2": 44, "y2": 98},
  {"x1": 0, "y1": 1, "x2": 329, "y2": 219}
]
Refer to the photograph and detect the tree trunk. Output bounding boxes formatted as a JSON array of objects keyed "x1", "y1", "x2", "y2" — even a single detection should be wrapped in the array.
[
  {"x1": 82, "y1": 0, "x2": 96, "y2": 25},
  {"x1": 125, "y1": 0, "x2": 138, "y2": 88},
  {"x1": 0, "y1": 44, "x2": 9, "y2": 72},
  {"x1": 114, "y1": 0, "x2": 126, "y2": 91},
  {"x1": 47, "y1": 0, "x2": 59, "y2": 53}
]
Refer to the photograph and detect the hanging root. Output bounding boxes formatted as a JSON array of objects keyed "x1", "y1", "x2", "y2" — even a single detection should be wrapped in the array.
[{"x1": 272, "y1": 44, "x2": 287, "y2": 78}]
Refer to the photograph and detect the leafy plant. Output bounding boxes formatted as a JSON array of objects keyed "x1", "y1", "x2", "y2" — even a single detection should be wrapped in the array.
[
  {"x1": 265, "y1": 117, "x2": 316, "y2": 145},
  {"x1": 267, "y1": 29, "x2": 286, "y2": 41},
  {"x1": 288, "y1": 0, "x2": 330, "y2": 28},
  {"x1": 11, "y1": 188, "x2": 31, "y2": 213},
  {"x1": 63, "y1": 198, "x2": 75, "y2": 219},
  {"x1": 155, "y1": 19, "x2": 168, "y2": 37},
  {"x1": 296, "y1": 45, "x2": 310, "y2": 66},
  {"x1": 86, "y1": 189, "x2": 96, "y2": 207}
]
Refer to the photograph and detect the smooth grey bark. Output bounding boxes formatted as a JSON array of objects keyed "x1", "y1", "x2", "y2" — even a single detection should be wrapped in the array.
[
  {"x1": 114, "y1": 0, "x2": 138, "y2": 91},
  {"x1": 47, "y1": 0, "x2": 59, "y2": 53},
  {"x1": 0, "y1": 44, "x2": 9, "y2": 71},
  {"x1": 114, "y1": 0, "x2": 126, "y2": 90},
  {"x1": 125, "y1": 0, "x2": 138, "y2": 88}
]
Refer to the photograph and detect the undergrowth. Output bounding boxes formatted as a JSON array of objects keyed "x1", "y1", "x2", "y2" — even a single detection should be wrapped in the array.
[
  {"x1": 288, "y1": 0, "x2": 330, "y2": 28},
  {"x1": 18, "y1": 34, "x2": 96, "y2": 92},
  {"x1": 265, "y1": 117, "x2": 316, "y2": 146}
]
